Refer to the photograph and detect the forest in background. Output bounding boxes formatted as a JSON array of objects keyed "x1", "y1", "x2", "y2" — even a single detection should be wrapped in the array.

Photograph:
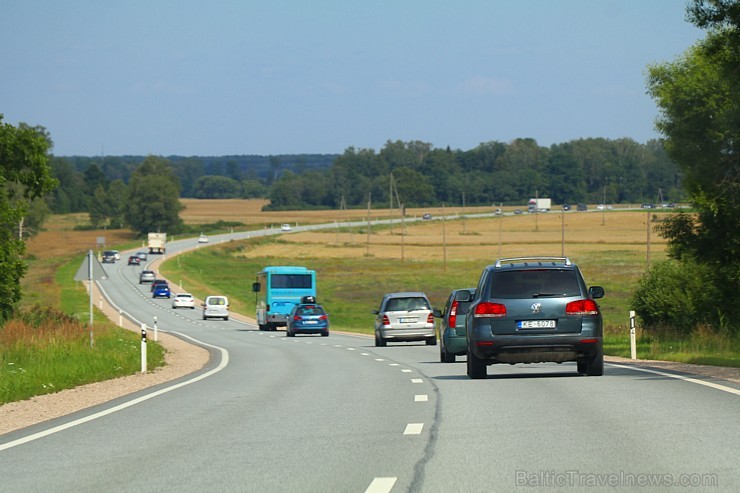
[{"x1": 46, "y1": 136, "x2": 681, "y2": 217}]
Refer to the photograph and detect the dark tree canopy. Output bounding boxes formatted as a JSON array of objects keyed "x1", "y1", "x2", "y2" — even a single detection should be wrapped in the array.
[{"x1": 0, "y1": 115, "x2": 57, "y2": 320}]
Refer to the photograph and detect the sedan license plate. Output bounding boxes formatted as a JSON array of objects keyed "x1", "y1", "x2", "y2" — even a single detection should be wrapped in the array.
[
  {"x1": 398, "y1": 317, "x2": 418, "y2": 324},
  {"x1": 517, "y1": 320, "x2": 556, "y2": 329}
]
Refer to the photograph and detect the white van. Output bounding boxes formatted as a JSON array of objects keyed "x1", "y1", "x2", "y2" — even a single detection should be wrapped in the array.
[{"x1": 202, "y1": 295, "x2": 229, "y2": 321}]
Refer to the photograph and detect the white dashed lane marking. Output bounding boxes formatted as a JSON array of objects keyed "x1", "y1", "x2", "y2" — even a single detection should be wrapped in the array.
[
  {"x1": 415, "y1": 395, "x2": 428, "y2": 402},
  {"x1": 404, "y1": 423, "x2": 424, "y2": 435}
]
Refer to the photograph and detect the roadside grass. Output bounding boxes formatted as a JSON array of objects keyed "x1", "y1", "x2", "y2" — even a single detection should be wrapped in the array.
[{"x1": 2, "y1": 247, "x2": 166, "y2": 405}]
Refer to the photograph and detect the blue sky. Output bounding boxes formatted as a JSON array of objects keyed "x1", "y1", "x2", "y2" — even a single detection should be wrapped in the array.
[{"x1": 1, "y1": 1, "x2": 704, "y2": 156}]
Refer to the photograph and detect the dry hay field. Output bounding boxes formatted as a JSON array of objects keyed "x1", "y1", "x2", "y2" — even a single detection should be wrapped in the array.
[
  {"x1": 26, "y1": 200, "x2": 669, "y2": 263},
  {"x1": 234, "y1": 207, "x2": 668, "y2": 262},
  {"x1": 178, "y1": 198, "x2": 484, "y2": 226},
  {"x1": 179, "y1": 198, "x2": 666, "y2": 262}
]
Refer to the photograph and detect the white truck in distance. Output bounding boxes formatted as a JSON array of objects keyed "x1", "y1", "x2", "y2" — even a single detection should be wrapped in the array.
[
  {"x1": 147, "y1": 232, "x2": 166, "y2": 254},
  {"x1": 528, "y1": 198, "x2": 551, "y2": 212}
]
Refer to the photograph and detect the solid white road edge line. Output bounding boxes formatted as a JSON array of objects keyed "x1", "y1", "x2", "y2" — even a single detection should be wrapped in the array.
[
  {"x1": 608, "y1": 363, "x2": 740, "y2": 396},
  {"x1": 0, "y1": 331, "x2": 229, "y2": 451}
]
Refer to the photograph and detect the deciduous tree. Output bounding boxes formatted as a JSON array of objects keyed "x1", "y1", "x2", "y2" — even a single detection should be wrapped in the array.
[{"x1": 0, "y1": 115, "x2": 57, "y2": 320}]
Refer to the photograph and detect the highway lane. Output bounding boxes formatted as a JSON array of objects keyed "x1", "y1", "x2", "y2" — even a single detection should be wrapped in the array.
[{"x1": 2, "y1": 229, "x2": 739, "y2": 491}]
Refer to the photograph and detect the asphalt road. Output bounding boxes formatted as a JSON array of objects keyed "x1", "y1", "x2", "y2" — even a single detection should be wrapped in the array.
[{"x1": 1, "y1": 226, "x2": 739, "y2": 492}]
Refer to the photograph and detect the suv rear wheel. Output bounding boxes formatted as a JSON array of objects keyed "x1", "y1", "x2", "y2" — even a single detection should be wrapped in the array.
[
  {"x1": 580, "y1": 347, "x2": 604, "y2": 376},
  {"x1": 467, "y1": 349, "x2": 486, "y2": 379}
]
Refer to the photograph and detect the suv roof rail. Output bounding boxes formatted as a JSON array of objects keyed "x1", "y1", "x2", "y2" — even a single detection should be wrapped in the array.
[{"x1": 494, "y1": 257, "x2": 572, "y2": 268}]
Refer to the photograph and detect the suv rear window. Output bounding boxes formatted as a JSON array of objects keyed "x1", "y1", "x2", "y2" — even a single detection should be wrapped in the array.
[
  {"x1": 385, "y1": 297, "x2": 430, "y2": 312},
  {"x1": 491, "y1": 269, "x2": 580, "y2": 298}
]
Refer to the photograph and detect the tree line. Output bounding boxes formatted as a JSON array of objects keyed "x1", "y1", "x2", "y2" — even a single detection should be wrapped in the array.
[
  {"x1": 45, "y1": 136, "x2": 682, "y2": 225},
  {"x1": 268, "y1": 137, "x2": 681, "y2": 210}
]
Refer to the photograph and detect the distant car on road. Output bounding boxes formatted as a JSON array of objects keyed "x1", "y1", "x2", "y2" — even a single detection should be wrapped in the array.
[
  {"x1": 281, "y1": 223, "x2": 292, "y2": 232},
  {"x1": 150, "y1": 279, "x2": 168, "y2": 292},
  {"x1": 434, "y1": 288, "x2": 475, "y2": 363},
  {"x1": 139, "y1": 270, "x2": 156, "y2": 284},
  {"x1": 198, "y1": 234, "x2": 209, "y2": 243},
  {"x1": 287, "y1": 302, "x2": 329, "y2": 337},
  {"x1": 128, "y1": 256, "x2": 140, "y2": 266},
  {"x1": 422, "y1": 213, "x2": 432, "y2": 220},
  {"x1": 373, "y1": 292, "x2": 436, "y2": 347},
  {"x1": 202, "y1": 295, "x2": 229, "y2": 321},
  {"x1": 641, "y1": 203, "x2": 655, "y2": 209},
  {"x1": 136, "y1": 252, "x2": 148, "y2": 262},
  {"x1": 577, "y1": 203, "x2": 588, "y2": 212},
  {"x1": 152, "y1": 284, "x2": 171, "y2": 299},
  {"x1": 102, "y1": 251, "x2": 116, "y2": 263},
  {"x1": 172, "y1": 293, "x2": 195, "y2": 309}
]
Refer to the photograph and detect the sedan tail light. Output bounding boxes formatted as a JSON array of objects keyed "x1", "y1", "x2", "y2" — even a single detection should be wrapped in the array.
[
  {"x1": 427, "y1": 313, "x2": 435, "y2": 324},
  {"x1": 566, "y1": 299, "x2": 599, "y2": 315},
  {"x1": 474, "y1": 302, "x2": 507, "y2": 318}
]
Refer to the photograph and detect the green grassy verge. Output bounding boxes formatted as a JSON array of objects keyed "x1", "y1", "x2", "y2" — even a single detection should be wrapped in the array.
[
  {"x1": 159, "y1": 236, "x2": 739, "y2": 367},
  {"x1": 0, "y1": 255, "x2": 166, "y2": 405}
]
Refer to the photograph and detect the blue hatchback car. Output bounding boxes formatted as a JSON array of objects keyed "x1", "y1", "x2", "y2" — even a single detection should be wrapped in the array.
[
  {"x1": 152, "y1": 284, "x2": 171, "y2": 299},
  {"x1": 286, "y1": 303, "x2": 329, "y2": 337}
]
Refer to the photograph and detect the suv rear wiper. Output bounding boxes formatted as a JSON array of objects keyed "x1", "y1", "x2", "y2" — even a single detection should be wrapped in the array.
[{"x1": 532, "y1": 292, "x2": 563, "y2": 298}]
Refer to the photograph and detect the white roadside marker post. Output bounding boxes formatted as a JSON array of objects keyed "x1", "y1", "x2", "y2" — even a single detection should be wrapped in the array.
[
  {"x1": 629, "y1": 311, "x2": 637, "y2": 360},
  {"x1": 153, "y1": 316, "x2": 158, "y2": 342},
  {"x1": 141, "y1": 323, "x2": 147, "y2": 373}
]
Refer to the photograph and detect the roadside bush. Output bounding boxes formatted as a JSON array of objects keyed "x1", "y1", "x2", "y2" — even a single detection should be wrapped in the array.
[{"x1": 631, "y1": 259, "x2": 720, "y2": 334}]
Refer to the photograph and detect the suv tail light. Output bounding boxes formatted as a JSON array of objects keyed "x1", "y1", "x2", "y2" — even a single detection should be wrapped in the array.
[
  {"x1": 382, "y1": 314, "x2": 390, "y2": 326},
  {"x1": 293, "y1": 316, "x2": 302, "y2": 321},
  {"x1": 319, "y1": 315, "x2": 328, "y2": 321},
  {"x1": 474, "y1": 302, "x2": 506, "y2": 318},
  {"x1": 427, "y1": 313, "x2": 435, "y2": 324},
  {"x1": 566, "y1": 299, "x2": 599, "y2": 315},
  {"x1": 449, "y1": 300, "x2": 458, "y2": 327}
]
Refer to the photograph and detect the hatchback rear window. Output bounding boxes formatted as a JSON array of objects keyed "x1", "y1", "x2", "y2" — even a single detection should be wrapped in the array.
[
  {"x1": 296, "y1": 306, "x2": 325, "y2": 316},
  {"x1": 385, "y1": 297, "x2": 430, "y2": 311},
  {"x1": 491, "y1": 270, "x2": 580, "y2": 298}
]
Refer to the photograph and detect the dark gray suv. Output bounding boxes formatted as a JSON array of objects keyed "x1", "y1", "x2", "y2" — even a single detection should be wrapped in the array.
[{"x1": 465, "y1": 257, "x2": 605, "y2": 379}]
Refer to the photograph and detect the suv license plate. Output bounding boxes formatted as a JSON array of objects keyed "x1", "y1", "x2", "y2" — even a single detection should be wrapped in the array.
[{"x1": 518, "y1": 320, "x2": 556, "y2": 329}]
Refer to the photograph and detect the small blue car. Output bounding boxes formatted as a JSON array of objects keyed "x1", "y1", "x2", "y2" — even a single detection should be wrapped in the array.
[
  {"x1": 152, "y1": 284, "x2": 171, "y2": 299},
  {"x1": 286, "y1": 303, "x2": 329, "y2": 337}
]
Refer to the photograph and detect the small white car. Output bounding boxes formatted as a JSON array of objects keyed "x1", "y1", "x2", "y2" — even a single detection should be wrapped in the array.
[
  {"x1": 198, "y1": 234, "x2": 209, "y2": 243},
  {"x1": 202, "y1": 295, "x2": 229, "y2": 321},
  {"x1": 172, "y1": 293, "x2": 195, "y2": 309},
  {"x1": 111, "y1": 250, "x2": 120, "y2": 260},
  {"x1": 281, "y1": 223, "x2": 292, "y2": 232}
]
